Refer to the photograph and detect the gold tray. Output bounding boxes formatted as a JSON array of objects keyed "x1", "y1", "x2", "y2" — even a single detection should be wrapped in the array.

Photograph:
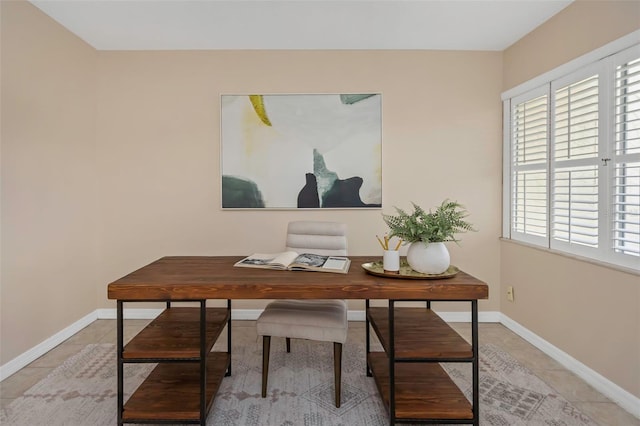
[{"x1": 362, "y1": 260, "x2": 459, "y2": 280}]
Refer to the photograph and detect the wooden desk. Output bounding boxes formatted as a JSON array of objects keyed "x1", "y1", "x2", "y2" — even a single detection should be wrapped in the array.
[{"x1": 108, "y1": 256, "x2": 489, "y2": 426}]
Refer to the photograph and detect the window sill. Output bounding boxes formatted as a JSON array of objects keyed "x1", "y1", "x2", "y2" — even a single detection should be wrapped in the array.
[{"x1": 499, "y1": 237, "x2": 640, "y2": 277}]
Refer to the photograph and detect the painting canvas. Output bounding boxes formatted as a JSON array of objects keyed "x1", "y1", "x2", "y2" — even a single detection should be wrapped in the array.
[{"x1": 221, "y1": 94, "x2": 382, "y2": 209}]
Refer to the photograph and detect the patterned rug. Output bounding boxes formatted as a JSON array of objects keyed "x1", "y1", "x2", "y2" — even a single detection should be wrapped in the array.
[{"x1": 1, "y1": 326, "x2": 599, "y2": 425}]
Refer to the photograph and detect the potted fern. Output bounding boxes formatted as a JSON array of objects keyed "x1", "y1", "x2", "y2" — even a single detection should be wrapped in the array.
[{"x1": 382, "y1": 200, "x2": 474, "y2": 274}]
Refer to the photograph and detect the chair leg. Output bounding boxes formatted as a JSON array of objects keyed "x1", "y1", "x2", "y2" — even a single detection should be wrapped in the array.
[
  {"x1": 334, "y1": 342, "x2": 342, "y2": 408},
  {"x1": 261, "y1": 336, "x2": 271, "y2": 398},
  {"x1": 286, "y1": 337, "x2": 291, "y2": 353}
]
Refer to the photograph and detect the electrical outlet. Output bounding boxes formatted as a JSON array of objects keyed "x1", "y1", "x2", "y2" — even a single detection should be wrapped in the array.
[{"x1": 506, "y1": 286, "x2": 515, "y2": 302}]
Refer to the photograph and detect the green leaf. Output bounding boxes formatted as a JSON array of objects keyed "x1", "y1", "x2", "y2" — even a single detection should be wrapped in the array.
[{"x1": 382, "y1": 199, "x2": 475, "y2": 244}]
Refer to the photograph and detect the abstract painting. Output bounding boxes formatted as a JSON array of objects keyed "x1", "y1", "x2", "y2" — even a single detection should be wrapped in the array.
[{"x1": 221, "y1": 94, "x2": 382, "y2": 209}]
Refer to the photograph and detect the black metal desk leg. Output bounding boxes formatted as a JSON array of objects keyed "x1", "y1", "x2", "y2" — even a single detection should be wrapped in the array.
[
  {"x1": 365, "y1": 299, "x2": 372, "y2": 377},
  {"x1": 199, "y1": 300, "x2": 207, "y2": 426},
  {"x1": 117, "y1": 301, "x2": 124, "y2": 426},
  {"x1": 226, "y1": 299, "x2": 232, "y2": 376},
  {"x1": 388, "y1": 300, "x2": 395, "y2": 426},
  {"x1": 472, "y1": 299, "x2": 479, "y2": 426}
]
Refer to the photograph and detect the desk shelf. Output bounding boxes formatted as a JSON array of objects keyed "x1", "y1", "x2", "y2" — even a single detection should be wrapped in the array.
[
  {"x1": 123, "y1": 307, "x2": 229, "y2": 360},
  {"x1": 117, "y1": 303, "x2": 231, "y2": 425},
  {"x1": 123, "y1": 352, "x2": 230, "y2": 423},
  {"x1": 367, "y1": 307, "x2": 472, "y2": 360},
  {"x1": 367, "y1": 352, "x2": 472, "y2": 421},
  {"x1": 366, "y1": 302, "x2": 479, "y2": 425}
]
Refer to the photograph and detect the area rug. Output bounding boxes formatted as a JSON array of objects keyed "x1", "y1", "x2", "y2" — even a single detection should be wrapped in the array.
[{"x1": 1, "y1": 326, "x2": 599, "y2": 425}]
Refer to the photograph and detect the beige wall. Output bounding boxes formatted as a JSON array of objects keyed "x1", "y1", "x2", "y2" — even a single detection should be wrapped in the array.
[
  {"x1": 501, "y1": 242, "x2": 640, "y2": 397},
  {"x1": 95, "y1": 50, "x2": 503, "y2": 313},
  {"x1": 501, "y1": 0, "x2": 640, "y2": 399},
  {"x1": 1, "y1": 1, "x2": 98, "y2": 363},
  {"x1": 503, "y1": 0, "x2": 640, "y2": 90}
]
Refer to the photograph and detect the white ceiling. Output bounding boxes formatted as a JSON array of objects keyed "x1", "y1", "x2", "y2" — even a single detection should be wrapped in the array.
[{"x1": 30, "y1": 0, "x2": 573, "y2": 51}]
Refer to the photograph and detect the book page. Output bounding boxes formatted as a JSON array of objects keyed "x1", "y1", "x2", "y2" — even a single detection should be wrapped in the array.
[
  {"x1": 235, "y1": 251, "x2": 298, "y2": 269},
  {"x1": 291, "y1": 253, "x2": 330, "y2": 268},
  {"x1": 271, "y1": 251, "x2": 300, "y2": 266},
  {"x1": 322, "y1": 257, "x2": 349, "y2": 270},
  {"x1": 289, "y1": 254, "x2": 350, "y2": 273}
]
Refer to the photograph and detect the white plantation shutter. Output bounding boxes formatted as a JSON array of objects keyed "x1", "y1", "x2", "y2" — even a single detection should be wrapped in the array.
[
  {"x1": 553, "y1": 167, "x2": 599, "y2": 246},
  {"x1": 511, "y1": 91, "x2": 548, "y2": 243},
  {"x1": 503, "y1": 40, "x2": 640, "y2": 272},
  {"x1": 552, "y1": 73, "x2": 601, "y2": 252},
  {"x1": 613, "y1": 53, "x2": 640, "y2": 261}
]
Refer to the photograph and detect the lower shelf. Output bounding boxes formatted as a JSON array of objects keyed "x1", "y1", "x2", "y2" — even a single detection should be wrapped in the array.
[
  {"x1": 123, "y1": 307, "x2": 230, "y2": 360},
  {"x1": 368, "y1": 352, "x2": 473, "y2": 422},
  {"x1": 123, "y1": 352, "x2": 230, "y2": 423}
]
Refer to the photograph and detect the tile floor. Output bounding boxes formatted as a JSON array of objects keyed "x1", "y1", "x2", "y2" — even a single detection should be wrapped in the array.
[{"x1": 1, "y1": 320, "x2": 638, "y2": 425}]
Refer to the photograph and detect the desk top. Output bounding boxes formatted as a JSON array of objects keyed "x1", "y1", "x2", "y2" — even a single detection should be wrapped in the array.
[{"x1": 107, "y1": 256, "x2": 489, "y2": 301}]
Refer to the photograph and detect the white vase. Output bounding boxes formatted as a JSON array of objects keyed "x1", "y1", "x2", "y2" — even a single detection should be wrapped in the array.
[{"x1": 406, "y1": 242, "x2": 450, "y2": 274}]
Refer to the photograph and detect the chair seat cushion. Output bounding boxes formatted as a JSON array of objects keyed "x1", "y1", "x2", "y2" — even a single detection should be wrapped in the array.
[{"x1": 256, "y1": 299, "x2": 348, "y2": 344}]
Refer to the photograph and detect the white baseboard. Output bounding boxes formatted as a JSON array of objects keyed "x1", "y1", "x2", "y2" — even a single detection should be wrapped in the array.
[
  {"x1": 2, "y1": 308, "x2": 638, "y2": 420},
  {"x1": 500, "y1": 313, "x2": 640, "y2": 419},
  {"x1": 0, "y1": 310, "x2": 98, "y2": 381}
]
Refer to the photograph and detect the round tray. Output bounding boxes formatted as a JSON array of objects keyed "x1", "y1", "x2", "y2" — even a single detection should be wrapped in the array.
[{"x1": 362, "y1": 260, "x2": 459, "y2": 280}]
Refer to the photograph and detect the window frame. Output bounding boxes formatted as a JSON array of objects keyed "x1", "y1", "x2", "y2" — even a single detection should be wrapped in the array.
[{"x1": 502, "y1": 35, "x2": 640, "y2": 273}]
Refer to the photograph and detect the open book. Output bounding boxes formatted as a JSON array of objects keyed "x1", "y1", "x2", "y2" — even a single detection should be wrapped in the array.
[{"x1": 234, "y1": 251, "x2": 351, "y2": 274}]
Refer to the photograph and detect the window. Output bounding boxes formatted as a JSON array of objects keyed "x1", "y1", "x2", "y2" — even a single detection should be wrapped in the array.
[{"x1": 503, "y1": 43, "x2": 640, "y2": 271}]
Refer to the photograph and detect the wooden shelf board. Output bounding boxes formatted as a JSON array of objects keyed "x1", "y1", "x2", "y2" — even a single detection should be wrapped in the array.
[
  {"x1": 368, "y1": 307, "x2": 472, "y2": 359},
  {"x1": 123, "y1": 307, "x2": 229, "y2": 359},
  {"x1": 368, "y1": 352, "x2": 473, "y2": 421},
  {"x1": 123, "y1": 352, "x2": 229, "y2": 422}
]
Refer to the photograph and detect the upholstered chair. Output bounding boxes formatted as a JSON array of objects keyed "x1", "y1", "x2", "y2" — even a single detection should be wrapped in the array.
[{"x1": 256, "y1": 221, "x2": 348, "y2": 408}]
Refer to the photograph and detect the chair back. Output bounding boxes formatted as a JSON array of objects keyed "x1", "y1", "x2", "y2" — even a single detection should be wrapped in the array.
[{"x1": 286, "y1": 221, "x2": 347, "y2": 256}]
